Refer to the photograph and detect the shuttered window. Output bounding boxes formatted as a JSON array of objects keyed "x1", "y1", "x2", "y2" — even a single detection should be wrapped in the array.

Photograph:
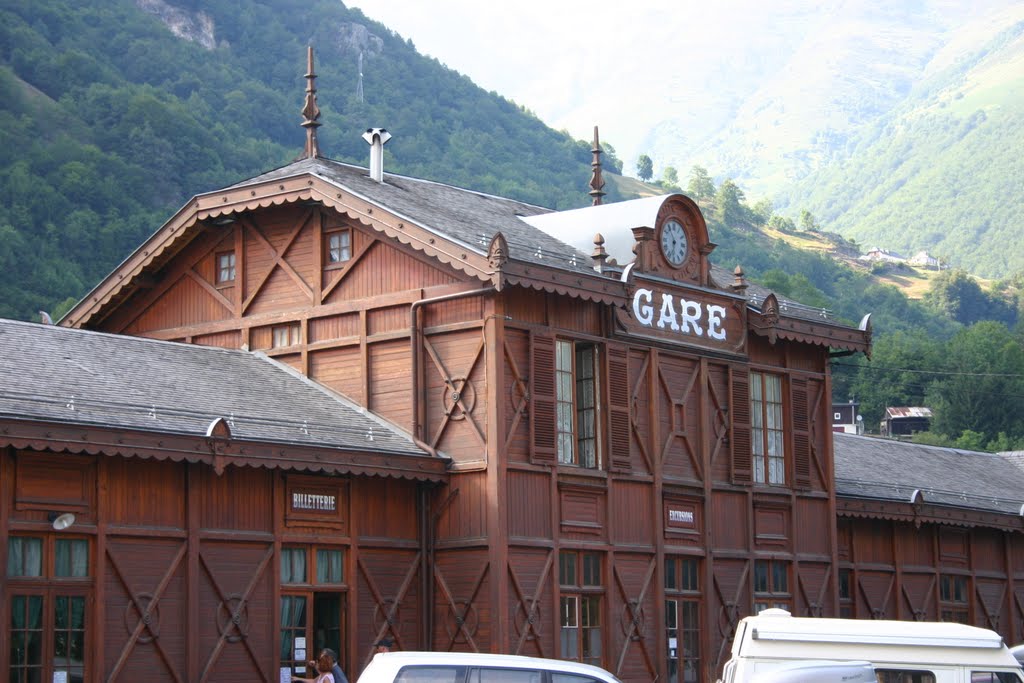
[
  {"x1": 750, "y1": 372, "x2": 784, "y2": 486},
  {"x1": 550, "y1": 340, "x2": 599, "y2": 468}
]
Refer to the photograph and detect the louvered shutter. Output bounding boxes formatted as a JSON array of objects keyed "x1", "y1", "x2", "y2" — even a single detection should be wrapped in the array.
[
  {"x1": 606, "y1": 344, "x2": 632, "y2": 472},
  {"x1": 791, "y1": 376, "x2": 811, "y2": 489},
  {"x1": 730, "y1": 367, "x2": 753, "y2": 485},
  {"x1": 530, "y1": 334, "x2": 557, "y2": 465}
]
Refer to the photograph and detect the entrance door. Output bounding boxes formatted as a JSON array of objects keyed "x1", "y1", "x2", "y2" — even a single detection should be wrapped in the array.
[
  {"x1": 280, "y1": 545, "x2": 347, "y2": 679},
  {"x1": 280, "y1": 593, "x2": 346, "y2": 676}
]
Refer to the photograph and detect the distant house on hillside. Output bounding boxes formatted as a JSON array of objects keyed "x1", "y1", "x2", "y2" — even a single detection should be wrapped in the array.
[
  {"x1": 908, "y1": 251, "x2": 942, "y2": 269},
  {"x1": 861, "y1": 247, "x2": 906, "y2": 264},
  {"x1": 880, "y1": 406, "x2": 933, "y2": 438}
]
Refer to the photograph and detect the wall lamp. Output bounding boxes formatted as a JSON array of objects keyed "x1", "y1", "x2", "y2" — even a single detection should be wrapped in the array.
[{"x1": 47, "y1": 511, "x2": 76, "y2": 531}]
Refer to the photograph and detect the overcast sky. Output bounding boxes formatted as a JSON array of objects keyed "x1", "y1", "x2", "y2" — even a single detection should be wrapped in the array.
[{"x1": 348, "y1": 0, "x2": 762, "y2": 165}]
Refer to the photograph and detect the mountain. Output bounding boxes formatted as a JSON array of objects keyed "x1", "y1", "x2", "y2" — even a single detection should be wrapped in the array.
[
  {"x1": 0, "y1": 0, "x2": 622, "y2": 321},
  {"x1": 640, "y1": 1, "x2": 1024, "y2": 279}
]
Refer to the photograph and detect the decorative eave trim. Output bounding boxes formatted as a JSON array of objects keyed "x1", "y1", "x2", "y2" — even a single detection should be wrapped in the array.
[
  {"x1": 500, "y1": 259, "x2": 628, "y2": 307},
  {"x1": 63, "y1": 172, "x2": 498, "y2": 328},
  {"x1": 0, "y1": 417, "x2": 448, "y2": 482},
  {"x1": 748, "y1": 294, "x2": 871, "y2": 354},
  {"x1": 836, "y1": 496, "x2": 1023, "y2": 532}
]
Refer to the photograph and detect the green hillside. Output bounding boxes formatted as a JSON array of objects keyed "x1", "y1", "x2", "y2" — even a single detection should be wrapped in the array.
[
  {"x1": 0, "y1": 0, "x2": 623, "y2": 321},
  {"x1": 775, "y1": 17, "x2": 1024, "y2": 279}
]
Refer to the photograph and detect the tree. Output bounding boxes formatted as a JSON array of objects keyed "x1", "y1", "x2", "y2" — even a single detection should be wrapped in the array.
[
  {"x1": 636, "y1": 154, "x2": 653, "y2": 182},
  {"x1": 751, "y1": 198, "x2": 773, "y2": 227},
  {"x1": 662, "y1": 166, "x2": 679, "y2": 187},
  {"x1": 686, "y1": 165, "x2": 715, "y2": 199},
  {"x1": 798, "y1": 209, "x2": 820, "y2": 232},
  {"x1": 715, "y1": 178, "x2": 747, "y2": 227}
]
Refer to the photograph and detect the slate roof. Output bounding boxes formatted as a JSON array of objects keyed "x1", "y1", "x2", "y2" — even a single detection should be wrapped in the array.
[
  {"x1": 236, "y1": 157, "x2": 600, "y2": 277},
  {"x1": 235, "y1": 157, "x2": 843, "y2": 324},
  {"x1": 0, "y1": 318, "x2": 424, "y2": 457},
  {"x1": 834, "y1": 432, "x2": 1024, "y2": 516}
]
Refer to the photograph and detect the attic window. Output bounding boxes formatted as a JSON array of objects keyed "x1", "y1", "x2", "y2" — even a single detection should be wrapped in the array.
[
  {"x1": 216, "y1": 251, "x2": 236, "y2": 285},
  {"x1": 325, "y1": 229, "x2": 351, "y2": 266},
  {"x1": 272, "y1": 323, "x2": 301, "y2": 349}
]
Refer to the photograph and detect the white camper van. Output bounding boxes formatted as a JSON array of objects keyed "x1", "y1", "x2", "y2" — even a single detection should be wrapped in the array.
[{"x1": 721, "y1": 609, "x2": 1023, "y2": 683}]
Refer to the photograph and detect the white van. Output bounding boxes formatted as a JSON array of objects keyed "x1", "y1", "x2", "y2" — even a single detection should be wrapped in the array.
[
  {"x1": 356, "y1": 652, "x2": 623, "y2": 683},
  {"x1": 721, "y1": 609, "x2": 1024, "y2": 683}
]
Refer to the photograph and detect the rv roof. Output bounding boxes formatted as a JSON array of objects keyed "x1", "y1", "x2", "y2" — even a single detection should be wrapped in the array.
[{"x1": 747, "y1": 615, "x2": 1003, "y2": 649}]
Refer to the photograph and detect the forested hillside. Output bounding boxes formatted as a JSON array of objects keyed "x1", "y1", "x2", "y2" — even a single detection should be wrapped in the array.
[
  {"x1": 774, "y1": 11, "x2": 1024, "y2": 279},
  {"x1": 0, "y1": 0, "x2": 622, "y2": 321}
]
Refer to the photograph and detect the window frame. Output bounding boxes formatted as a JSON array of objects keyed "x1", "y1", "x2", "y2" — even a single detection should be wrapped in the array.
[
  {"x1": 939, "y1": 573, "x2": 969, "y2": 623},
  {"x1": 279, "y1": 545, "x2": 349, "y2": 678},
  {"x1": 215, "y1": 250, "x2": 236, "y2": 286},
  {"x1": 750, "y1": 371, "x2": 785, "y2": 486},
  {"x1": 324, "y1": 228, "x2": 353, "y2": 268},
  {"x1": 272, "y1": 323, "x2": 302, "y2": 349},
  {"x1": 558, "y1": 550, "x2": 603, "y2": 668},
  {"x1": 554, "y1": 340, "x2": 600, "y2": 469},
  {"x1": 753, "y1": 559, "x2": 790, "y2": 614}
]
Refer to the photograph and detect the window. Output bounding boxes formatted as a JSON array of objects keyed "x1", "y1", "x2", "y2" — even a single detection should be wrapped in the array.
[
  {"x1": 940, "y1": 574, "x2": 969, "y2": 623},
  {"x1": 280, "y1": 546, "x2": 347, "y2": 679},
  {"x1": 665, "y1": 557, "x2": 701, "y2": 683},
  {"x1": 750, "y1": 372, "x2": 784, "y2": 485},
  {"x1": 555, "y1": 341, "x2": 599, "y2": 468},
  {"x1": 7, "y1": 536, "x2": 90, "y2": 683},
  {"x1": 216, "y1": 250, "x2": 236, "y2": 284},
  {"x1": 272, "y1": 323, "x2": 301, "y2": 348},
  {"x1": 753, "y1": 559, "x2": 790, "y2": 613},
  {"x1": 838, "y1": 568, "x2": 854, "y2": 618},
  {"x1": 877, "y1": 670, "x2": 936, "y2": 683},
  {"x1": 326, "y1": 229, "x2": 352, "y2": 265},
  {"x1": 559, "y1": 550, "x2": 602, "y2": 667}
]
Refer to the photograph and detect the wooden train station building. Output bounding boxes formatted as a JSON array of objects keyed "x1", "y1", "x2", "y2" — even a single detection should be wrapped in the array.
[{"x1": 3, "y1": 52, "x2": 1024, "y2": 683}]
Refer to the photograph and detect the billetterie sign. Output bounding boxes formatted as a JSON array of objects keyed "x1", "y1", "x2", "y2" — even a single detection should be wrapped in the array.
[{"x1": 632, "y1": 287, "x2": 728, "y2": 341}]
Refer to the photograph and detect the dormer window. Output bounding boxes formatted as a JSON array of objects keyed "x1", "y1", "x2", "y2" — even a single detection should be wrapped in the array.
[
  {"x1": 216, "y1": 251, "x2": 236, "y2": 285},
  {"x1": 325, "y1": 229, "x2": 351, "y2": 266}
]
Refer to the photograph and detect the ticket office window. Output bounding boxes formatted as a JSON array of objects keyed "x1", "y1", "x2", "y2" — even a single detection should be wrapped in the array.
[
  {"x1": 6, "y1": 535, "x2": 91, "y2": 683},
  {"x1": 280, "y1": 546, "x2": 347, "y2": 678}
]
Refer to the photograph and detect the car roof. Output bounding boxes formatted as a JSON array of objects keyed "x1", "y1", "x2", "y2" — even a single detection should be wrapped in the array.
[{"x1": 363, "y1": 651, "x2": 620, "y2": 680}]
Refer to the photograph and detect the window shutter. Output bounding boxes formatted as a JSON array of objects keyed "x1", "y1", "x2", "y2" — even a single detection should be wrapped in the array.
[
  {"x1": 606, "y1": 344, "x2": 632, "y2": 472},
  {"x1": 530, "y1": 334, "x2": 557, "y2": 465},
  {"x1": 730, "y1": 367, "x2": 752, "y2": 485},
  {"x1": 791, "y1": 376, "x2": 811, "y2": 489}
]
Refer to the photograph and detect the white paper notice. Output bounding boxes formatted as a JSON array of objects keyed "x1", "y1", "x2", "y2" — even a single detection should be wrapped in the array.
[
  {"x1": 668, "y1": 637, "x2": 677, "y2": 650},
  {"x1": 53, "y1": 673, "x2": 68, "y2": 683},
  {"x1": 279, "y1": 667, "x2": 292, "y2": 683},
  {"x1": 295, "y1": 636, "x2": 307, "y2": 649},
  {"x1": 296, "y1": 649, "x2": 306, "y2": 660}
]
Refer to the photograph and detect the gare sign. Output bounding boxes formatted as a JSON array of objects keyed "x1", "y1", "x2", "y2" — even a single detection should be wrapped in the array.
[
  {"x1": 619, "y1": 282, "x2": 747, "y2": 355},
  {"x1": 632, "y1": 288, "x2": 728, "y2": 341}
]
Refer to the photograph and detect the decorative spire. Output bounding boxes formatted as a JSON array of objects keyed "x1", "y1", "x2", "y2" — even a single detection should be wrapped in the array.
[
  {"x1": 591, "y1": 233, "x2": 609, "y2": 273},
  {"x1": 301, "y1": 46, "x2": 322, "y2": 159},
  {"x1": 732, "y1": 264, "x2": 749, "y2": 294},
  {"x1": 589, "y1": 125, "x2": 606, "y2": 206}
]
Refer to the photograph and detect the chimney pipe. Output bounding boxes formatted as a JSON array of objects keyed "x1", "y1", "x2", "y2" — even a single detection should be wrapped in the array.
[{"x1": 362, "y1": 127, "x2": 392, "y2": 182}]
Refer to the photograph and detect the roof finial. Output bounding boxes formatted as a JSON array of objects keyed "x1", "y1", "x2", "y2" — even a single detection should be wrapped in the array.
[
  {"x1": 589, "y1": 125, "x2": 606, "y2": 206},
  {"x1": 301, "y1": 46, "x2": 322, "y2": 159}
]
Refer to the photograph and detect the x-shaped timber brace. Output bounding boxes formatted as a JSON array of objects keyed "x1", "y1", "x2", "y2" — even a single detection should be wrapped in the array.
[{"x1": 423, "y1": 331, "x2": 486, "y2": 450}]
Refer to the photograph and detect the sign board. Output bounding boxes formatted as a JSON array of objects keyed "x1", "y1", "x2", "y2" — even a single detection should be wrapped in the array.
[
  {"x1": 285, "y1": 476, "x2": 348, "y2": 529},
  {"x1": 617, "y1": 278, "x2": 747, "y2": 356}
]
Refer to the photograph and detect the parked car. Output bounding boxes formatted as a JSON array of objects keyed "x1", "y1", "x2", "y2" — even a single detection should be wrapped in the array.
[{"x1": 356, "y1": 652, "x2": 623, "y2": 683}]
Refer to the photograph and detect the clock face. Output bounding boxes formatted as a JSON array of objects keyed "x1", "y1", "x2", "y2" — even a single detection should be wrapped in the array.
[{"x1": 660, "y1": 219, "x2": 688, "y2": 266}]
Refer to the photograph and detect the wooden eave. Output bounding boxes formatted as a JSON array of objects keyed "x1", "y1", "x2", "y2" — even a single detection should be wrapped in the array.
[
  {"x1": 836, "y1": 496, "x2": 1024, "y2": 532},
  {"x1": 749, "y1": 308, "x2": 872, "y2": 356},
  {"x1": 0, "y1": 416, "x2": 448, "y2": 482},
  {"x1": 499, "y1": 259, "x2": 628, "y2": 307},
  {"x1": 63, "y1": 171, "x2": 499, "y2": 329}
]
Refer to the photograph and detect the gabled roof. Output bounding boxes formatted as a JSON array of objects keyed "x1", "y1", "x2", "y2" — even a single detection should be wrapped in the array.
[
  {"x1": 60, "y1": 155, "x2": 869, "y2": 355},
  {"x1": 834, "y1": 432, "x2": 1024, "y2": 519},
  {"x1": 0, "y1": 318, "x2": 444, "y2": 480}
]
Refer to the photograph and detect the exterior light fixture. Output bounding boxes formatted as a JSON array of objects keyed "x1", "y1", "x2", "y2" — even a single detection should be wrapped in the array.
[{"x1": 48, "y1": 511, "x2": 76, "y2": 530}]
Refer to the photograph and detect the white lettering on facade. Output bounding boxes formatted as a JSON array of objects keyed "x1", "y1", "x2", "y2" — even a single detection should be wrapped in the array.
[
  {"x1": 292, "y1": 492, "x2": 337, "y2": 512},
  {"x1": 632, "y1": 288, "x2": 729, "y2": 342},
  {"x1": 669, "y1": 509, "x2": 694, "y2": 524}
]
